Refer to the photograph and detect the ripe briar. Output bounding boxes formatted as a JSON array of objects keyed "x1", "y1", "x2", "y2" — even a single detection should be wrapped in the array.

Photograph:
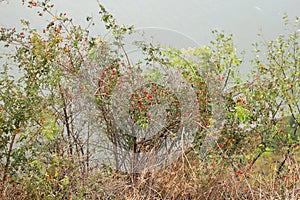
[{"x1": 236, "y1": 96, "x2": 246, "y2": 104}]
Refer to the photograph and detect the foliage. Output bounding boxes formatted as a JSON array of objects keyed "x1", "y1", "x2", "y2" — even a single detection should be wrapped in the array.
[{"x1": 0, "y1": 1, "x2": 299, "y2": 199}]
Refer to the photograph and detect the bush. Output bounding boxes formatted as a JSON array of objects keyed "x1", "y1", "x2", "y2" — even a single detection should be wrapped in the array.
[{"x1": 0, "y1": 1, "x2": 299, "y2": 199}]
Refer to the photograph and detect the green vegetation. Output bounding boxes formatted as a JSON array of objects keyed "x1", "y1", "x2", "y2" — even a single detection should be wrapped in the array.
[{"x1": 0, "y1": 1, "x2": 299, "y2": 199}]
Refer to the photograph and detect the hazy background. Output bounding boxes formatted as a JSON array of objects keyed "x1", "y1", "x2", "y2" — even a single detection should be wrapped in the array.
[{"x1": 1, "y1": 0, "x2": 300, "y2": 74}]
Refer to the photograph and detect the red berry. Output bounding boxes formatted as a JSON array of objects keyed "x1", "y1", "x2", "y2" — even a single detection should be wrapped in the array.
[
  {"x1": 277, "y1": 142, "x2": 281, "y2": 147},
  {"x1": 237, "y1": 170, "x2": 244, "y2": 175},
  {"x1": 218, "y1": 76, "x2": 225, "y2": 81}
]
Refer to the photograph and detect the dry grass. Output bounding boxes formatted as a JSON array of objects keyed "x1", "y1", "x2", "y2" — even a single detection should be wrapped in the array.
[
  {"x1": 88, "y1": 151, "x2": 300, "y2": 199},
  {"x1": 1, "y1": 150, "x2": 300, "y2": 200}
]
